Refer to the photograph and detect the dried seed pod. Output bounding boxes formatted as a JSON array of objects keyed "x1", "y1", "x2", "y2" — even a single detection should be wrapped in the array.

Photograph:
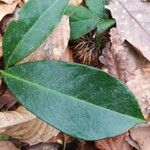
[{"x1": 69, "y1": 31, "x2": 109, "y2": 68}]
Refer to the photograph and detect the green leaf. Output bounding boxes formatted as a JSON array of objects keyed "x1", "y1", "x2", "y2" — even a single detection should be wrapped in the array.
[
  {"x1": 86, "y1": 0, "x2": 108, "y2": 17},
  {"x1": 1, "y1": 61, "x2": 145, "y2": 140},
  {"x1": 65, "y1": 5, "x2": 99, "y2": 39},
  {"x1": 97, "y1": 19, "x2": 115, "y2": 33},
  {"x1": 3, "y1": 0, "x2": 68, "y2": 68}
]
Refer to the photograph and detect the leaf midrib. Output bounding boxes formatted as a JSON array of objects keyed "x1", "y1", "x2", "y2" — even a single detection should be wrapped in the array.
[
  {"x1": 6, "y1": 0, "x2": 59, "y2": 68},
  {"x1": 0, "y1": 70, "x2": 145, "y2": 123}
]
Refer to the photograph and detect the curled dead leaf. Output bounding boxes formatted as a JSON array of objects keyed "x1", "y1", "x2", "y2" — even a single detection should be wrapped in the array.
[
  {"x1": 100, "y1": 28, "x2": 146, "y2": 82},
  {"x1": 0, "y1": 141, "x2": 19, "y2": 150},
  {"x1": 61, "y1": 47, "x2": 73, "y2": 62},
  {"x1": 23, "y1": 143, "x2": 60, "y2": 150},
  {"x1": 0, "y1": 90, "x2": 17, "y2": 111},
  {"x1": 77, "y1": 141, "x2": 96, "y2": 150},
  {"x1": 127, "y1": 63, "x2": 150, "y2": 116},
  {"x1": 141, "y1": 0, "x2": 150, "y2": 2},
  {"x1": 0, "y1": 107, "x2": 36, "y2": 129},
  {"x1": 0, "y1": 0, "x2": 16, "y2": 4},
  {"x1": 0, "y1": 107, "x2": 59, "y2": 145},
  {"x1": 107, "y1": 0, "x2": 150, "y2": 61},
  {"x1": 128, "y1": 125, "x2": 150, "y2": 150},
  {"x1": 0, "y1": 0, "x2": 19, "y2": 21},
  {"x1": 95, "y1": 133, "x2": 131, "y2": 150},
  {"x1": 48, "y1": 15, "x2": 70, "y2": 60}
]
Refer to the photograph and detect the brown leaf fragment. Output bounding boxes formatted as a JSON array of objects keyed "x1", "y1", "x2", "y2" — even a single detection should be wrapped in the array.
[
  {"x1": 0, "y1": 0, "x2": 15, "y2": 4},
  {"x1": 95, "y1": 133, "x2": 131, "y2": 150},
  {"x1": 126, "y1": 63, "x2": 150, "y2": 116},
  {"x1": 20, "y1": 16, "x2": 71, "y2": 63},
  {"x1": 128, "y1": 126, "x2": 150, "y2": 150},
  {"x1": 0, "y1": 141, "x2": 19, "y2": 150},
  {"x1": 48, "y1": 15, "x2": 70, "y2": 60},
  {"x1": 141, "y1": 0, "x2": 150, "y2": 2},
  {"x1": 0, "y1": 90, "x2": 17, "y2": 111},
  {"x1": 107, "y1": 0, "x2": 150, "y2": 61},
  {"x1": 61, "y1": 47, "x2": 73, "y2": 62},
  {"x1": 77, "y1": 141, "x2": 96, "y2": 150},
  {"x1": 69, "y1": 0, "x2": 83, "y2": 6},
  {"x1": 5, "y1": 118, "x2": 59, "y2": 145},
  {"x1": 100, "y1": 28, "x2": 146, "y2": 82},
  {"x1": 23, "y1": 143, "x2": 60, "y2": 150},
  {"x1": 0, "y1": 107, "x2": 59, "y2": 145},
  {"x1": 0, "y1": 107, "x2": 36, "y2": 128},
  {"x1": 0, "y1": 0, "x2": 18, "y2": 21}
]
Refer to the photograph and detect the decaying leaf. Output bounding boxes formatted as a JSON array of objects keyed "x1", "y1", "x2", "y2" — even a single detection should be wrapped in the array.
[
  {"x1": 100, "y1": 28, "x2": 146, "y2": 82},
  {"x1": 60, "y1": 47, "x2": 73, "y2": 62},
  {"x1": 0, "y1": 107, "x2": 36, "y2": 129},
  {"x1": 127, "y1": 63, "x2": 150, "y2": 116},
  {"x1": 0, "y1": 0, "x2": 15, "y2": 4},
  {"x1": 0, "y1": 0, "x2": 18, "y2": 21},
  {"x1": 47, "y1": 15, "x2": 70, "y2": 60},
  {"x1": 0, "y1": 33, "x2": 2, "y2": 58},
  {"x1": 0, "y1": 90, "x2": 17, "y2": 111},
  {"x1": 23, "y1": 143, "x2": 60, "y2": 150},
  {"x1": 0, "y1": 141, "x2": 19, "y2": 150},
  {"x1": 20, "y1": 15, "x2": 71, "y2": 63},
  {"x1": 77, "y1": 141, "x2": 96, "y2": 150},
  {"x1": 128, "y1": 125, "x2": 150, "y2": 150},
  {"x1": 0, "y1": 107, "x2": 59, "y2": 145},
  {"x1": 95, "y1": 133, "x2": 131, "y2": 150},
  {"x1": 107, "y1": 0, "x2": 150, "y2": 61},
  {"x1": 141, "y1": 0, "x2": 150, "y2": 2},
  {"x1": 69, "y1": 0, "x2": 83, "y2": 6}
]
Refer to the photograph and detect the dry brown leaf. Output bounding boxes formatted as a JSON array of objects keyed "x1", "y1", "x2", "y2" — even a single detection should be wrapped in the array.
[
  {"x1": 48, "y1": 15, "x2": 70, "y2": 60},
  {"x1": 20, "y1": 15, "x2": 72, "y2": 63},
  {"x1": 95, "y1": 133, "x2": 131, "y2": 150},
  {"x1": 0, "y1": 107, "x2": 36, "y2": 129},
  {"x1": 4, "y1": 118, "x2": 59, "y2": 145},
  {"x1": 0, "y1": 90, "x2": 17, "y2": 111},
  {"x1": 61, "y1": 47, "x2": 73, "y2": 62},
  {"x1": 107, "y1": 0, "x2": 150, "y2": 61},
  {"x1": 69, "y1": 0, "x2": 83, "y2": 6},
  {"x1": 0, "y1": 141, "x2": 19, "y2": 150},
  {"x1": 100, "y1": 28, "x2": 146, "y2": 82},
  {"x1": 77, "y1": 141, "x2": 96, "y2": 150},
  {"x1": 0, "y1": 0, "x2": 18, "y2": 21},
  {"x1": 0, "y1": 0, "x2": 15, "y2": 4},
  {"x1": 128, "y1": 126, "x2": 150, "y2": 150},
  {"x1": 126, "y1": 63, "x2": 150, "y2": 116},
  {"x1": 23, "y1": 143, "x2": 60, "y2": 150},
  {"x1": 0, "y1": 33, "x2": 3, "y2": 58},
  {"x1": 141, "y1": 0, "x2": 150, "y2": 2},
  {"x1": 0, "y1": 107, "x2": 59, "y2": 145}
]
